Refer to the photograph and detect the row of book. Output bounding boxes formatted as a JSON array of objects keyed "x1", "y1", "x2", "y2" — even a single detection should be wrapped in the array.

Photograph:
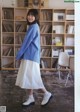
[
  {"x1": 3, "y1": 36, "x2": 14, "y2": 44},
  {"x1": 2, "y1": 22, "x2": 74, "y2": 34},
  {"x1": 2, "y1": 35, "x2": 74, "y2": 46},
  {"x1": 66, "y1": 25, "x2": 74, "y2": 34},
  {"x1": 53, "y1": 12, "x2": 74, "y2": 21},
  {"x1": 15, "y1": 35, "x2": 24, "y2": 44},
  {"x1": 40, "y1": 36, "x2": 51, "y2": 45},
  {"x1": 2, "y1": 23, "x2": 14, "y2": 32},
  {"x1": 41, "y1": 48, "x2": 51, "y2": 57},
  {"x1": 52, "y1": 48, "x2": 74, "y2": 57},
  {"x1": 40, "y1": 59, "x2": 50, "y2": 68},
  {"x1": 2, "y1": 35, "x2": 24, "y2": 44},
  {"x1": 2, "y1": 9, "x2": 74, "y2": 21},
  {"x1": 53, "y1": 25, "x2": 74, "y2": 34},
  {"x1": 3, "y1": 47, "x2": 14, "y2": 56},
  {"x1": 2, "y1": 9, "x2": 14, "y2": 19},
  {"x1": 2, "y1": 60, "x2": 21, "y2": 68},
  {"x1": 40, "y1": 58, "x2": 58, "y2": 68},
  {"x1": 2, "y1": 23, "x2": 27, "y2": 32},
  {"x1": 40, "y1": 24, "x2": 52, "y2": 33},
  {"x1": 2, "y1": 60, "x2": 57, "y2": 68},
  {"x1": 2, "y1": 46, "x2": 74, "y2": 57},
  {"x1": 15, "y1": 24, "x2": 27, "y2": 32},
  {"x1": 52, "y1": 37, "x2": 63, "y2": 46},
  {"x1": 52, "y1": 48, "x2": 63, "y2": 57},
  {"x1": 2, "y1": 53, "x2": 73, "y2": 68},
  {"x1": 52, "y1": 37, "x2": 74, "y2": 46},
  {"x1": 40, "y1": 11, "x2": 74, "y2": 22},
  {"x1": 65, "y1": 37, "x2": 74, "y2": 46},
  {"x1": 41, "y1": 36, "x2": 74, "y2": 47},
  {"x1": 40, "y1": 10, "x2": 52, "y2": 21}
]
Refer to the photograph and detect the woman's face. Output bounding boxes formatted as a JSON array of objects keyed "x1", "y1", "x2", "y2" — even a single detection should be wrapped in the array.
[{"x1": 27, "y1": 15, "x2": 35, "y2": 23}]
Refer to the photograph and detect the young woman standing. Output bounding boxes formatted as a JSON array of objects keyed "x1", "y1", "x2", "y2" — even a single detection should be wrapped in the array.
[{"x1": 15, "y1": 9, "x2": 52, "y2": 106}]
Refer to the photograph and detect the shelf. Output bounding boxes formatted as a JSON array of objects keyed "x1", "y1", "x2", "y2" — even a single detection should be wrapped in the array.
[{"x1": 1, "y1": 7, "x2": 74, "y2": 71}]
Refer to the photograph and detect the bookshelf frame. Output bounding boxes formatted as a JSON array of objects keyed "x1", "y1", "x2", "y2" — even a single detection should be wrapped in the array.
[{"x1": 0, "y1": 4, "x2": 74, "y2": 71}]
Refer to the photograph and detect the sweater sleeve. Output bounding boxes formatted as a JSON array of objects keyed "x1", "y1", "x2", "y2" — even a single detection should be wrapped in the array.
[{"x1": 16, "y1": 25, "x2": 37, "y2": 60}]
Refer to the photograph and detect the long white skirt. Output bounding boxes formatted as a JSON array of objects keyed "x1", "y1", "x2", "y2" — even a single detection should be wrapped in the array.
[{"x1": 15, "y1": 60, "x2": 45, "y2": 89}]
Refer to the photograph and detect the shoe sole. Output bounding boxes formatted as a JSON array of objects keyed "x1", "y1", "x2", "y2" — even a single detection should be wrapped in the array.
[
  {"x1": 22, "y1": 102, "x2": 35, "y2": 107},
  {"x1": 41, "y1": 95, "x2": 53, "y2": 107}
]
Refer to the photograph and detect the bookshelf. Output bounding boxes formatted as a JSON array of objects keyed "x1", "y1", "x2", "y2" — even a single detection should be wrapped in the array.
[
  {"x1": 0, "y1": 5, "x2": 74, "y2": 71},
  {"x1": 40, "y1": 8, "x2": 74, "y2": 71}
]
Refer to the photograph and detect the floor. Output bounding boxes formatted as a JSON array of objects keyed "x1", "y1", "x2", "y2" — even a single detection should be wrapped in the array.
[{"x1": 0, "y1": 71, "x2": 74, "y2": 112}]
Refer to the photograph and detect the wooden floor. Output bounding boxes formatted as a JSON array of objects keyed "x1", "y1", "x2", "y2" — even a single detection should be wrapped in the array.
[{"x1": 0, "y1": 71, "x2": 74, "y2": 112}]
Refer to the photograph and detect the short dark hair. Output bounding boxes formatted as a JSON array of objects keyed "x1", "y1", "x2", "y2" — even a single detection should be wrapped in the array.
[{"x1": 27, "y1": 9, "x2": 40, "y2": 25}]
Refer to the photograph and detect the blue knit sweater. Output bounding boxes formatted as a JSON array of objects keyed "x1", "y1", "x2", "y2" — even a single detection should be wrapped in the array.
[{"x1": 16, "y1": 23, "x2": 40, "y2": 64}]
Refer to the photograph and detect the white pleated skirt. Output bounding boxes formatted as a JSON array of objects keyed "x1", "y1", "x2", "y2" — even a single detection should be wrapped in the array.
[{"x1": 15, "y1": 60, "x2": 45, "y2": 89}]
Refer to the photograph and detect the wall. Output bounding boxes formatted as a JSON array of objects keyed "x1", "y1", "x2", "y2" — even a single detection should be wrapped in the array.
[
  {"x1": 0, "y1": 0, "x2": 74, "y2": 8},
  {"x1": 75, "y1": 2, "x2": 80, "y2": 112},
  {"x1": 49, "y1": 0, "x2": 74, "y2": 8}
]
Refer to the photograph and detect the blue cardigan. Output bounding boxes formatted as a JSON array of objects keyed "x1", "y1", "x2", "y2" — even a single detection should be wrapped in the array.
[{"x1": 16, "y1": 23, "x2": 40, "y2": 64}]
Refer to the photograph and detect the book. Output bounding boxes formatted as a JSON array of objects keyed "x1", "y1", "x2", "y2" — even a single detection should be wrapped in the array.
[
  {"x1": 65, "y1": 49, "x2": 74, "y2": 55},
  {"x1": 41, "y1": 10, "x2": 52, "y2": 21},
  {"x1": 3, "y1": 9, "x2": 14, "y2": 19},
  {"x1": 53, "y1": 13, "x2": 65, "y2": 21},
  {"x1": 3, "y1": 37, "x2": 13, "y2": 44},
  {"x1": 40, "y1": 59, "x2": 49, "y2": 68},
  {"x1": 16, "y1": 24, "x2": 26, "y2": 32},
  {"x1": 41, "y1": 60, "x2": 45, "y2": 68},
  {"x1": 3, "y1": 48, "x2": 10, "y2": 56},
  {"x1": 41, "y1": 49, "x2": 46, "y2": 57},
  {"x1": 3, "y1": 47, "x2": 14, "y2": 56},
  {"x1": 2, "y1": 23, "x2": 14, "y2": 32},
  {"x1": 52, "y1": 58, "x2": 58, "y2": 68},
  {"x1": 53, "y1": 25, "x2": 64, "y2": 34},
  {"x1": 55, "y1": 37, "x2": 63, "y2": 46},
  {"x1": 52, "y1": 49, "x2": 59, "y2": 57},
  {"x1": 65, "y1": 37, "x2": 74, "y2": 46},
  {"x1": 40, "y1": 24, "x2": 52, "y2": 33},
  {"x1": 67, "y1": 25, "x2": 74, "y2": 34},
  {"x1": 66, "y1": 14, "x2": 74, "y2": 20},
  {"x1": 52, "y1": 48, "x2": 63, "y2": 57},
  {"x1": 40, "y1": 36, "x2": 46, "y2": 45}
]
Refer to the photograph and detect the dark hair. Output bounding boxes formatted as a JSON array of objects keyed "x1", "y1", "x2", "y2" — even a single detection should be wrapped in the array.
[{"x1": 27, "y1": 9, "x2": 40, "y2": 26}]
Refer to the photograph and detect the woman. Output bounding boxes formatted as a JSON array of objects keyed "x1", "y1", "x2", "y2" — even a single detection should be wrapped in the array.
[{"x1": 15, "y1": 9, "x2": 52, "y2": 106}]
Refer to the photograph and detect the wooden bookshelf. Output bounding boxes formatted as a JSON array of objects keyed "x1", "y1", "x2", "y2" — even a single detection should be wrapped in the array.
[
  {"x1": 40, "y1": 8, "x2": 74, "y2": 71},
  {"x1": 0, "y1": 4, "x2": 74, "y2": 70}
]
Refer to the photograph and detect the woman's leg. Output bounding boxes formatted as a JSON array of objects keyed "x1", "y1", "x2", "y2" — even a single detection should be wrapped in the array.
[
  {"x1": 22, "y1": 89, "x2": 35, "y2": 106},
  {"x1": 28, "y1": 89, "x2": 33, "y2": 95},
  {"x1": 40, "y1": 88, "x2": 52, "y2": 106}
]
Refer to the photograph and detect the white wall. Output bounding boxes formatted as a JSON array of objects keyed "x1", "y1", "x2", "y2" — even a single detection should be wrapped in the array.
[
  {"x1": 75, "y1": 2, "x2": 80, "y2": 112},
  {"x1": 49, "y1": 0, "x2": 74, "y2": 8}
]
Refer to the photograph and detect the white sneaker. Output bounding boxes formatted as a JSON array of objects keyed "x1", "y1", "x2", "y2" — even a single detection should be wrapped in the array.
[
  {"x1": 22, "y1": 96, "x2": 35, "y2": 106},
  {"x1": 41, "y1": 92, "x2": 52, "y2": 106}
]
